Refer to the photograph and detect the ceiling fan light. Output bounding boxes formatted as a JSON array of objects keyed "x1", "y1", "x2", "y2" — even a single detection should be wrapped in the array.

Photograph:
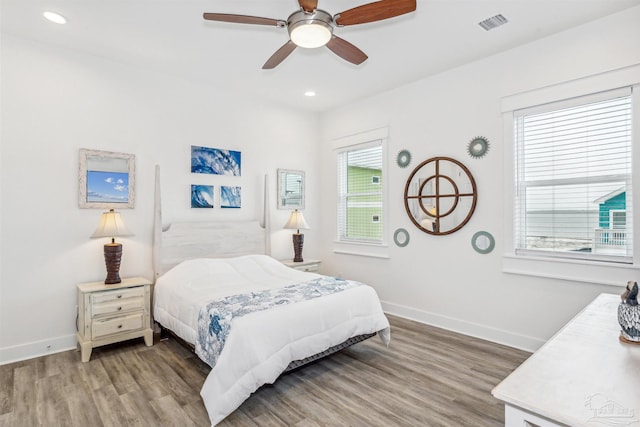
[
  {"x1": 287, "y1": 9, "x2": 333, "y2": 49},
  {"x1": 290, "y1": 23, "x2": 332, "y2": 48}
]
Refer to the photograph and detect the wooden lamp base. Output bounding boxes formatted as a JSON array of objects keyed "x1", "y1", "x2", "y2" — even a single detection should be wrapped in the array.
[
  {"x1": 292, "y1": 233, "x2": 304, "y2": 263},
  {"x1": 103, "y1": 243, "x2": 123, "y2": 284}
]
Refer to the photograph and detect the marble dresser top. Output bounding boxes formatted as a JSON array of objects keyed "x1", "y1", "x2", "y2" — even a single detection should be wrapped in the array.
[{"x1": 492, "y1": 293, "x2": 640, "y2": 426}]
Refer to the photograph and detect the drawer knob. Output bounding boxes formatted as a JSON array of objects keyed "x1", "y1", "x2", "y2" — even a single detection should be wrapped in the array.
[
  {"x1": 118, "y1": 325, "x2": 123, "y2": 329},
  {"x1": 117, "y1": 295, "x2": 123, "y2": 299},
  {"x1": 117, "y1": 306, "x2": 122, "y2": 311}
]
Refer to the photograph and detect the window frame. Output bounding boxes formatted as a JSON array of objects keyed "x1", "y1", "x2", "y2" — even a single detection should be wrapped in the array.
[
  {"x1": 501, "y1": 65, "x2": 640, "y2": 286},
  {"x1": 513, "y1": 88, "x2": 633, "y2": 264},
  {"x1": 333, "y1": 127, "x2": 389, "y2": 259}
]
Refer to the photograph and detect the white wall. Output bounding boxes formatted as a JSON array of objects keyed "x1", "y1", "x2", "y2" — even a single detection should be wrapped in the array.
[
  {"x1": 319, "y1": 6, "x2": 640, "y2": 351},
  {"x1": 3, "y1": 6, "x2": 639, "y2": 364},
  {"x1": 0, "y1": 35, "x2": 320, "y2": 363}
]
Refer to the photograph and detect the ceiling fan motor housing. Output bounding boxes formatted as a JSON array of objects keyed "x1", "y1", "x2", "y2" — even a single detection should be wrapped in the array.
[{"x1": 287, "y1": 9, "x2": 334, "y2": 48}]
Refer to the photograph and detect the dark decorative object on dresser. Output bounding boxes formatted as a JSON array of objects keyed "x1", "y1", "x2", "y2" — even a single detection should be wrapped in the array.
[{"x1": 618, "y1": 280, "x2": 640, "y2": 344}]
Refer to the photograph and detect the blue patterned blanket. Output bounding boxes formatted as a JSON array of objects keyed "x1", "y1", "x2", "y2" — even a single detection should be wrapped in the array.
[{"x1": 195, "y1": 277, "x2": 360, "y2": 368}]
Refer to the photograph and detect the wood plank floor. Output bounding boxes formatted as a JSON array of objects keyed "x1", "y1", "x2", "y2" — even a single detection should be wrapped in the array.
[{"x1": 0, "y1": 315, "x2": 530, "y2": 426}]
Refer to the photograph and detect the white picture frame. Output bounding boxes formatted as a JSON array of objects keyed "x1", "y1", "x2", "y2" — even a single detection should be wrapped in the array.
[{"x1": 79, "y1": 148, "x2": 135, "y2": 209}]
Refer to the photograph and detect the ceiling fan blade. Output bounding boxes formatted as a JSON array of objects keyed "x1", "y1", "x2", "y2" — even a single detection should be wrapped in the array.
[
  {"x1": 203, "y1": 13, "x2": 283, "y2": 27},
  {"x1": 326, "y1": 36, "x2": 368, "y2": 65},
  {"x1": 334, "y1": 0, "x2": 416, "y2": 26},
  {"x1": 298, "y1": 0, "x2": 318, "y2": 12},
  {"x1": 262, "y1": 41, "x2": 297, "y2": 69}
]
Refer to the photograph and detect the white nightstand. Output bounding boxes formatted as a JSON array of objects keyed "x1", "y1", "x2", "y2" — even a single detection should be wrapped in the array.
[
  {"x1": 281, "y1": 259, "x2": 321, "y2": 272},
  {"x1": 76, "y1": 277, "x2": 153, "y2": 362}
]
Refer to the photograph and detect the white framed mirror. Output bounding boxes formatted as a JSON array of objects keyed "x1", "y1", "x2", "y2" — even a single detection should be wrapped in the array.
[
  {"x1": 277, "y1": 169, "x2": 305, "y2": 210},
  {"x1": 79, "y1": 148, "x2": 135, "y2": 209}
]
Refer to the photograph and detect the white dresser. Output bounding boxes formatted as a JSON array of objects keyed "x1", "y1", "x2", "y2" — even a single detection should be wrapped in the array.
[
  {"x1": 76, "y1": 277, "x2": 153, "y2": 362},
  {"x1": 492, "y1": 293, "x2": 640, "y2": 426}
]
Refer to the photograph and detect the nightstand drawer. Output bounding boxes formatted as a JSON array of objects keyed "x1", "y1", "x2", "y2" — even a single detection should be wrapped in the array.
[
  {"x1": 92, "y1": 313, "x2": 144, "y2": 339},
  {"x1": 91, "y1": 286, "x2": 144, "y2": 304},
  {"x1": 92, "y1": 297, "x2": 144, "y2": 317}
]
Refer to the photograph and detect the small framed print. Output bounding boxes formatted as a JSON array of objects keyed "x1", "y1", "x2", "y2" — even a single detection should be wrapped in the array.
[
  {"x1": 191, "y1": 184, "x2": 214, "y2": 208},
  {"x1": 221, "y1": 186, "x2": 241, "y2": 208}
]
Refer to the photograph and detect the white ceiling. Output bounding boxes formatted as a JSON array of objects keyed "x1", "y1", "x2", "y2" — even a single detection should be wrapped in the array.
[{"x1": 3, "y1": 0, "x2": 640, "y2": 112}]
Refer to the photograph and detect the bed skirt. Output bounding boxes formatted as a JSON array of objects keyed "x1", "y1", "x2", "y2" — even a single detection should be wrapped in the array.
[
  {"x1": 283, "y1": 332, "x2": 377, "y2": 372},
  {"x1": 158, "y1": 324, "x2": 376, "y2": 374}
]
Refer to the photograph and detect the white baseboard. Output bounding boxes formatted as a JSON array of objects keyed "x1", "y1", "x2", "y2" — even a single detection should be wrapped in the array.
[
  {"x1": 1, "y1": 304, "x2": 543, "y2": 364},
  {"x1": 381, "y1": 300, "x2": 544, "y2": 353},
  {"x1": 0, "y1": 334, "x2": 77, "y2": 365}
]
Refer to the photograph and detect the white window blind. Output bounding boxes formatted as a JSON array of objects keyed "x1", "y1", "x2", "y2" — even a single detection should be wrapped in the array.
[
  {"x1": 514, "y1": 88, "x2": 633, "y2": 263},
  {"x1": 337, "y1": 141, "x2": 383, "y2": 243}
]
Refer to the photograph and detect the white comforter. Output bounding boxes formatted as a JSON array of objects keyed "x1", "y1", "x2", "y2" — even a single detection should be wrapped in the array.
[{"x1": 153, "y1": 254, "x2": 390, "y2": 426}]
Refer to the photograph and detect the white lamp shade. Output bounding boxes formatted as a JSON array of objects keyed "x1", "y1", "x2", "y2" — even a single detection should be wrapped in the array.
[
  {"x1": 283, "y1": 209, "x2": 310, "y2": 231},
  {"x1": 91, "y1": 209, "x2": 133, "y2": 239}
]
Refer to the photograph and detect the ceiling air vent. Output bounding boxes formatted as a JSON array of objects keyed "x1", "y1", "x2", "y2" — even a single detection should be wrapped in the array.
[{"x1": 478, "y1": 14, "x2": 508, "y2": 31}]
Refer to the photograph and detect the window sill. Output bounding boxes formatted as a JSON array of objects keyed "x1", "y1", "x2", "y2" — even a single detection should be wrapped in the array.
[
  {"x1": 502, "y1": 253, "x2": 639, "y2": 287},
  {"x1": 333, "y1": 241, "x2": 390, "y2": 259}
]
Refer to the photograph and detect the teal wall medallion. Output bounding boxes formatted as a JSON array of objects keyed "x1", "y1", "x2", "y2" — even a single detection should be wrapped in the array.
[
  {"x1": 397, "y1": 150, "x2": 412, "y2": 168},
  {"x1": 467, "y1": 136, "x2": 490, "y2": 159},
  {"x1": 471, "y1": 231, "x2": 495, "y2": 254},
  {"x1": 393, "y1": 228, "x2": 410, "y2": 247}
]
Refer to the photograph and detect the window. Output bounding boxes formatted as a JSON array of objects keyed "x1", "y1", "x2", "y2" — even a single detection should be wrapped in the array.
[
  {"x1": 513, "y1": 88, "x2": 633, "y2": 263},
  {"x1": 337, "y1": 140, "x2": 384, "y2": 244}
]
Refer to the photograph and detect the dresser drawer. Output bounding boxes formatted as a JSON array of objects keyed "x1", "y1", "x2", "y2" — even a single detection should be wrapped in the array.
[
  {"x1": 92, "y1": 297, "x2": 144, "y2": 317},
  {"x1": 92, "y1": 313, "x2": 144, "y2": 339},
  {"x1": 91, "y1": 286, "x2": 145, "y2": 304}
]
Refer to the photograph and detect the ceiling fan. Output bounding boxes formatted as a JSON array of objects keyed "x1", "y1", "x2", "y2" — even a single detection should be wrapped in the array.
[{"x1": 203, "y1": 0, "x2": 417, "y2": 69}]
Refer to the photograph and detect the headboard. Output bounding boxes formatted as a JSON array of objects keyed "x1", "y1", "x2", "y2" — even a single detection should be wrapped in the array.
[{"x1": 152, "y1": 165, "x2": 271, "y2": 279}]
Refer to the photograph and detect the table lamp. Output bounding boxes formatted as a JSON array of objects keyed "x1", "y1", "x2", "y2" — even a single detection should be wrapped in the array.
[
  {"x1": 283, "y1": 209, "x2": 310, "y2": 262},
  {"x1": 91, "y1": 209, "x2": 133, "y2": 284}
]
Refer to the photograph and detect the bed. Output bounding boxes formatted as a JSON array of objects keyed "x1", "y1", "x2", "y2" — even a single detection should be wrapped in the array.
[{"x1": 151, "y1": 167, "x2": 390, "y2": 426}]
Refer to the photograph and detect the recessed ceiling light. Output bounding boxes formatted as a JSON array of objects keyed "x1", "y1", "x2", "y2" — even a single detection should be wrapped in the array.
[
  {"x1": 304, "y1": 91, "x2": 316, "y2": 97},
  {"x1": 43, "y1": 11, "x2": 67, "y2": 25}
]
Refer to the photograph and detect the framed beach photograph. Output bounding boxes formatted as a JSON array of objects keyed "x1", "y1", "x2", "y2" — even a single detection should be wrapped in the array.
[
  {"x1": 191, "y1": 184, "x2": 214, "y2": 208},
  {"x1": 79, "y1": 149, "x2": 135, "y2": 209},
  {"x1": 191, "y1": 145, "x2": 241, "y2": 176},
  {"x1": 220, "y1": 186, "x2": 241, "y2": 208}
]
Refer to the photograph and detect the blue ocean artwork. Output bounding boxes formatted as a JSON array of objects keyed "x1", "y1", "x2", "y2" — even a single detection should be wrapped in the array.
[
  {"x1": 221, "y1": 186, "x2": 241, "y2": 208},
  {"x1": 86, "y1": 171, "x2": 129, "y2": 203},
  {"x1": 191, "y1": 185, "x2": 214, "y2": 208},
  {"x1": 191, "y1": 145, "x2": 241, "y2": 176}
]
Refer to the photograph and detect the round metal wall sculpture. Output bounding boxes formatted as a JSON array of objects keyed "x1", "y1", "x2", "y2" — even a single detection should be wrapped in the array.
[
  {"x1": 393, "y1": 228, "x2": 410, "y2": 247},
  {"x1": 467, "y1": 136, "x2": 490, "y2": 158},
  {"x1": 397, "y1": 149, "x2": 412, "y2": 168},
  {"x1": 471, "y1": 231, "x2": 495, "y2": 254},
  {"x1": 403, "y1": 157, "x2": 477, "y2": 235}
]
